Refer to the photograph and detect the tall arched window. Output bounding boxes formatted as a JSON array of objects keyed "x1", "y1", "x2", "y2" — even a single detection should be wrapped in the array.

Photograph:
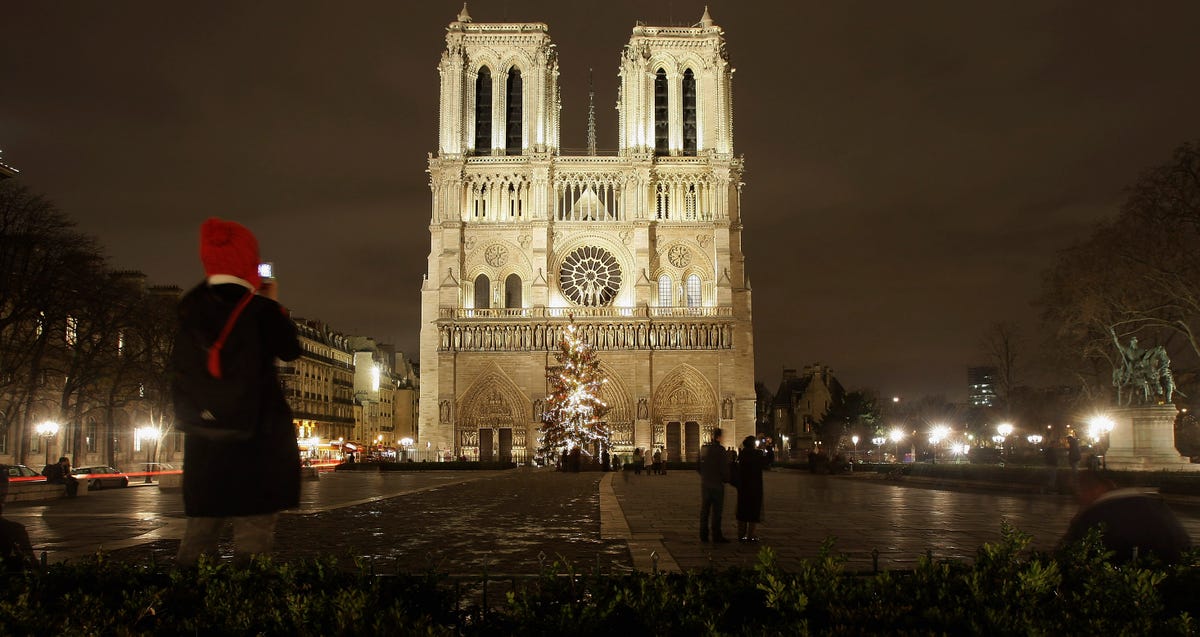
[
  {"x1": 504, "y1": 273, "x2": 522, "y2": 308},
  {"x1": 474, "y1": 67, "x2": 492, "y2": 155},
  {"x1": 506, "y1": 68, "x2": 523, "y2": 155},
  {"x1": 654, "y1": 68, "x2": 669, "y2": 156},
  {"x1": 682, "y1": 69, "x2": 697, "y2": 156},
  {"x1": 686, "y1": 274, "x2": 702, "y2": 307},
  {"x1": 658, "y1": 275, "x2": 673, "y2": 307},
  {"x1": 474, "y1": 274, "x2": 491, "y2": 309},
  {"x1": 656, "y1": 182, "x2": 669, "y2": 219}
]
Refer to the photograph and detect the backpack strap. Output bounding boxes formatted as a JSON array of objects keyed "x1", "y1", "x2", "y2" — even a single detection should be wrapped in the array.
[{"x1": 206, "y1": 289, "x2": 256, "y2": 379}]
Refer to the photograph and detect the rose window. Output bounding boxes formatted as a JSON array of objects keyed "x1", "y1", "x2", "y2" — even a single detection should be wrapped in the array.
[{"x1": 559, "y1": 246, "x2": 622, "y2": 306}]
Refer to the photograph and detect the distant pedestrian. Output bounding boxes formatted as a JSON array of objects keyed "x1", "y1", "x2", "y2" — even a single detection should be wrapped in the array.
[
  {"x1": 633, "y1": 448, "x2": 644, "y2": 475},
  {"x1": 1068, "y1": 435, "x2": 1081, "y2": 470},
  {"x1": 172, "y1": 218, "x2": 302, "y2": 567},
  {"x1": 736, "y1": 436, "x2": 769, "y2": 542},
  {"x1": 653, "y1": 449, "x2": 663, "y2": 475},
  {"x1": 697, "y1": 428, "x2": 731, "y2": 543},
  {"x1": 1042, "y1": 443, "x2": 1059, "y2": 493},
  {"x1": 41, "y1": 457, "x2": 79, "y2": 498}
]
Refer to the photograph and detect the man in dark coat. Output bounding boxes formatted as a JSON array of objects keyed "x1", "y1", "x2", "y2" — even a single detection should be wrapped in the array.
[
  {"x1": 0, "y1": 467, "x2": 37, "y2": 570},
  {"x1": 736, "y1": 436, "x2": 769, "y2": 542},
  {"x1": 173, "y1": 218, "x2": 302, "y2": 567},
  {"x1": 1062, "y1": 471, "x2": 1192, "y2": 562},
  {"x1": 41, "y1": 457, "x2": 78, "y2": 497},
  {"x1": 697, "y1": 428, "x2": 731, "y2": 543}
]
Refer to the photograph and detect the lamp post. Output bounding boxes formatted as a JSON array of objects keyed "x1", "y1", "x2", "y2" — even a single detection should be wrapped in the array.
[
  {"x1": 135, "y1": 426, "x2": 160, "y2": 483},
  {"x1": 929, "y1": 425, "x2": 950, "y2": 464},
  {"x1": 889, "y1": 428, "x2": 905, "y2": 463},
  {"x1": 872, "y1": 436, "x2": 885, "y2": 462},
  {"x1": 851, "y1": 435, "x2": 859, "y2": 464},
  {"x1": 35, "y1": 421, "x2": 60, "y2": 467},
  {"x1": 996, "y1": 423, "x2": 1014, "y2": 460}
]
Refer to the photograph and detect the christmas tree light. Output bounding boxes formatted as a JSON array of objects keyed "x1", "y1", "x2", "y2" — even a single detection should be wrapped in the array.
[{"x1": 540, "y1": 317, "x2": 611, "y2": 458}]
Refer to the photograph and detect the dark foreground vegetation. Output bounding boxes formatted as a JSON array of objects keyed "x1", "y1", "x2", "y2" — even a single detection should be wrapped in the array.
[{"x1": 2, "y1": 525, "x2": 1198, "y2": 636}]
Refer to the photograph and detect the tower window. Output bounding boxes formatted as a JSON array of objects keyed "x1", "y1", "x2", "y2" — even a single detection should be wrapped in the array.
[
  {"x1": 654, "y1": 68, "x2": 668, "y2": 156},
  {"x1": 685, "y1": 184, "x2": 697, "y2": 219},
  {"x1": 658, "y1": 275, "x2": 672, "y2": 306},
  {"x1": 656, "y1": 182, "x2": 669, "y2": 219},
  {"x1": 474, "y1": 274, "x2": 491, "y2": 309},
  {"x1": 474, "y1": 67, "x2": 492, "y2": 155},
  {"x1": 682, "y1": 69, "x2": 697, "y2": 156},
  {"x1": 504, "y1": 273, "x2": 522, "y2": 308},
  {"x1": 686, "y1": 274, "x2": 701, "y2": 307},
  {"x1": 506, "y1": 68, "x2": 523, "y2": 155}
]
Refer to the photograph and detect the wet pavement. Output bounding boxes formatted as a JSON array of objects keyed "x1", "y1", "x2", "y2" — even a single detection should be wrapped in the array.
[
  {"x1": 7, "y1": 467, "x2": 1200, "y2": 574},
  {"x1": 610, "y1": 468, "x2": 1200, "y2": 572}
]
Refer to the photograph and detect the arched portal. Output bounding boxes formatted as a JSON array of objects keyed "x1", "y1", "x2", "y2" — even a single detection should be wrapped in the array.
[{"x1": 652, "y1": 364, "x2": 719, "y2": 462}]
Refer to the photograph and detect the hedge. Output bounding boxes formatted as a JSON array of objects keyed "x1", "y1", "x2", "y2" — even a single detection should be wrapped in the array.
[
  {"x1": 2, "y1": 525, "x2": 1198, "y2": 635},
  {"x1": 335, "y1": 461, "x2": 517, "y2": 472}
]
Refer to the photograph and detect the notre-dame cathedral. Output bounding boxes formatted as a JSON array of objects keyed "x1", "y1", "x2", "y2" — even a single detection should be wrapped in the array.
[{"x1": 419, "y1": 6, "x2": 755, "y2": 463}]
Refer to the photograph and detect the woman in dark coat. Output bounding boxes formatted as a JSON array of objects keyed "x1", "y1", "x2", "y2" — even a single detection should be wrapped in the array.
[
  {"x1": 174, "y1": 218, "x2": 302, "y2": 566},
  {"x1": 736, "y1": 435, "x2": 768, "y2": 542}
]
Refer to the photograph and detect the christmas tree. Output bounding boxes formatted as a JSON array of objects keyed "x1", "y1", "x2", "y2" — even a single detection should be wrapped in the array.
[{"x1": 540, "y1": 318, "x2": 611, "y2": 457}]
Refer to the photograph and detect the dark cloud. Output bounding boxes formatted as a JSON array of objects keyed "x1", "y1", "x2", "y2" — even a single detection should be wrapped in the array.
[{"x1": 2, "y1": 1, "x2": 1198, "y2": 400}]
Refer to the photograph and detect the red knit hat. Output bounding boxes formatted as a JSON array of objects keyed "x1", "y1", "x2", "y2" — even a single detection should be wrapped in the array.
[{"x1": 199, "y1": 217, "x2": 261, "y2": 289}]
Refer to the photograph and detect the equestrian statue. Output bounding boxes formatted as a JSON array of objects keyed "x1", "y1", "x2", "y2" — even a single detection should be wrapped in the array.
[{"x1": 1110, "y1": 327, "x2": 1178, "y2": 406}]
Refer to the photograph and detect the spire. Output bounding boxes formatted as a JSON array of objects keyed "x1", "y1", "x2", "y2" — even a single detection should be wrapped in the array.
[
  {"x1": 457, "y1": 3, "x2": 472, "y2": 23},
  {"x1": 699, "y1": 6, "x2": 714, "y2": 28},
  {"x1": 587, "y1": 68, "x2": 597, "y2": 156}
]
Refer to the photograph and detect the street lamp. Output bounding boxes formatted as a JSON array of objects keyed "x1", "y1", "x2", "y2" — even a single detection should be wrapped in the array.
[
  {"x1": 35, "y1": 421, "x2": 60, "y2": 467},
  {"x1": 928, "y1": 425, "x2": 950, "y2": 463},
  {"x1": 134, "y1": 426, "x2": 160, "y2": 483},
  {"x1": 850, "y1": 435, "x2": 859, "y2": 463},
  {"x1": 1027, "y1": 434, "x2": 1043, "y2": 446},
  {"x1": 889, "y1": 428, "x2": 905, "y2": 462}
]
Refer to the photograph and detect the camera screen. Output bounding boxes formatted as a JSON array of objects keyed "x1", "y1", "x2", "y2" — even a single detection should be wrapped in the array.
[{"x1": 257, "y1": 263, "x2": 274, "y2": 279}]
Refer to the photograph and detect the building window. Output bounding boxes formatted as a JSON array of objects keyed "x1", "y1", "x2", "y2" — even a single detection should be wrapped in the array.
[
  {"x1": 86, "y1": 421, "x2": 97, "y2": 453},
  {"x1": 0, "y1": 428, "x2": 6, "y2": 454},
  {"x1": 134, "y1": 436, "x2": 142, "y2": 453},
  {"x1": 656, "y1": 182, "x2": 669, "y2": 219},
  {"x1": 658, "y1": 275, "x2": 672, "y2": 306},
  {"x1": 682, "y1": 69, "x2": 697, "y2": 156},
  {"x1": 31, "y1": 435, "x2": 39, "y2": 453},
  {"x1": 474, "y1": 66, "x2": 492, "y2": 155},
  {"x1": 685, "y1": 184, "x2": 697, "y2": 219},
  {"x1": 474, "y1": 274, "x2": 491, "y2": 309},
  {"x1": 505, "y1": 68, "x2": 522, "y2": 155},
  {"x1": 66, "y1": 316, "x2": 78, "y2": 346},
  {"x1": 175, "y1": 432, "x2": 184, "y2": 452},
  {"x1": 654, "y1": 68, "x2": 669, "y2": 156},
  {"x1": 504, "y1": 273, "x2": 522, "y2": 308},
  {"x1": 686, "y1": 274, "x2": 701, "y2": 307}
]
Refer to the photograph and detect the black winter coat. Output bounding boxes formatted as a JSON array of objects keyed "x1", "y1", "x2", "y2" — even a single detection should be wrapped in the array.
[
  {"x1": 175, "y1": 283, "x2": 302, "y2": 517},
  {"x1": 736, "y1": 448, "x2": 767, "y2": 523}
]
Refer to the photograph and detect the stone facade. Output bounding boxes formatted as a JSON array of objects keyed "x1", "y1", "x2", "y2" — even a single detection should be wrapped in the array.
[{"x1": 419, "y1": 8, "x2": 755, "y2": 463}]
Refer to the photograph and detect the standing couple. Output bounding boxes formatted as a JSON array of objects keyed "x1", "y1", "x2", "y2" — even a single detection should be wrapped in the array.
[{"x1": 698, "y1": 428, "x2": 768, "y2": 543}]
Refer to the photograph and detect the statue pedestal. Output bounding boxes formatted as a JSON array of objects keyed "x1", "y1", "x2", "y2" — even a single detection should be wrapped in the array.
[{"x1": 1105, "y1": 406, "x2": 1200, "y2": 471}]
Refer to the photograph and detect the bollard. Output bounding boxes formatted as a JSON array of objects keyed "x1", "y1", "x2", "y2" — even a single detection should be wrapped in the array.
[
  {"x1": 650, "y1": 550, "x2": 659, "y2": 573},
  {"x1": 537, "y1": 551, "x2": 547, "y2": 572}
]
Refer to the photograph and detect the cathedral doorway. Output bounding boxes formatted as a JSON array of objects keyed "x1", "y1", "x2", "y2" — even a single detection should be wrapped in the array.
[
  {"x1": 684, "y1": 421, "x2": 700, "y2": 461},
  {"x1": 498, "y1": 428, "x2": 513, "y2": 463},
  {"x1": 666, "y1": 422, "x2": 681, "y2": 463},
  {"x1": 479, "y1": 428, "x2": 494, "y2": 462}
]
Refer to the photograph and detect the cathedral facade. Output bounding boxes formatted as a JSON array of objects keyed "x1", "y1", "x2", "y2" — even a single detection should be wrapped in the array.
[{"x1": 419, "y1": 7, "x2": 755, "y2": 463}]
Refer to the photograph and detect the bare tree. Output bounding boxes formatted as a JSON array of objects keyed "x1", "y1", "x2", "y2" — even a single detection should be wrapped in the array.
[
  {"x1": 1040, "y1": 141, "x2": 1200, "y2": 400},
  {"x1": 980, "y1": 321, "x2": 1022, "y2": 403}
]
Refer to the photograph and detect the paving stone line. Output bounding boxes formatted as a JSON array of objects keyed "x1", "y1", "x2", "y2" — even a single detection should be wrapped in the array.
[{"x1": 599, "y1": 472, "x2": 680, "y2": 572}]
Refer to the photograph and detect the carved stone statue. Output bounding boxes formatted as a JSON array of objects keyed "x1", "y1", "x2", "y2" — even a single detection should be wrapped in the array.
[{"x1": 1110, "y1": 327, "x2": 1177, "y2": 405}]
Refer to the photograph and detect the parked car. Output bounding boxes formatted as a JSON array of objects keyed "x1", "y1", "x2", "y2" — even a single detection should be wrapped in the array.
[
  {"x1": 6, "y1": 464, "x2": 46, "y2": 483},
  {"x1": 71, "y1": 465, "x2": 129, "y2": 490}
]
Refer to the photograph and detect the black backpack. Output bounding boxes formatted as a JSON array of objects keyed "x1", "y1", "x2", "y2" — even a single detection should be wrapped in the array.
[{"x1": 170, "y1": 288, "x2": 263, "y2": 442}]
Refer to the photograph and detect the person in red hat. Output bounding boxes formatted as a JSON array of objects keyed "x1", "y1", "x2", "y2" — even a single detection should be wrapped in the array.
[{"x1": 172, "y1": 217, "x2": 302, "y2": 567}]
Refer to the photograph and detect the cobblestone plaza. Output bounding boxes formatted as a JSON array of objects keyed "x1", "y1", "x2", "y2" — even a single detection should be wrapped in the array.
[{"x1": 8, "y1": 469, "x2": 1200, "y2": 574}]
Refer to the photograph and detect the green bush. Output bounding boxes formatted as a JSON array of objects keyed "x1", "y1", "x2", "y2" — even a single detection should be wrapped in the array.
[{"x1": 1, "y1": 526, "x2": 1197, "y2": 635}]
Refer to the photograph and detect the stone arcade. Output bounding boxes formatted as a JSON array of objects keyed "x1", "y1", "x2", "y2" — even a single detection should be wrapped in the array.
[{"x1": 419, "y1": 7, "x2": 755, "y2": 463}]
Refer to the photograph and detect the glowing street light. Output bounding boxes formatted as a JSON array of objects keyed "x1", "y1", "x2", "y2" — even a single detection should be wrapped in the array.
[
  {"x1": 135, "y1": 426, "x2": 162, "y2": 483},
  {"x1": 1027, "y1": 434, "x2": 1043, "y2": 446},
  {"x1": 889, "y1": 428, "x2": 905, "y2": 462},
  {"x1": 996, "y1": 423, "x2": 1014, "y2": 437},
  {"x1": 1087, "y1": 415, "x2": 1115, "y2": 442},
  {"x1": 35, "y1": 421, "x2": 60, "y2": 466}
]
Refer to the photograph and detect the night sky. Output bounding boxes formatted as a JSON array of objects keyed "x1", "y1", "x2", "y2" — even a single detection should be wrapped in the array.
[{"x1": 2, "y1": 1, "x2": 1199, "y2": 400}]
